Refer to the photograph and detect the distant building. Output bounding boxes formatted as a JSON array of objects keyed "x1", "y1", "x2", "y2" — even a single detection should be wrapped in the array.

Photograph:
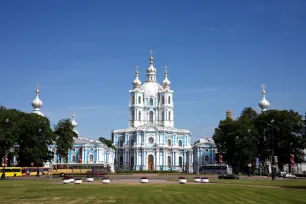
[
  {"x1": 193, "y1": 137, "x2": 217, "y2": 174},
  {"x1": 48, "y1": 112, "x2": 115, "y2": 172}
]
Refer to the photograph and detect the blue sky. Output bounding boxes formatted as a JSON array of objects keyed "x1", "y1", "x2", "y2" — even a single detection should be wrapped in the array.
[{"x1": 1, "y1": 0, "x2": 306, "y2": 142}]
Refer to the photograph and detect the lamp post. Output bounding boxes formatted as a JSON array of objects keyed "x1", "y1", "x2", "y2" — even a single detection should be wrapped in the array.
[
  {"x1": 270, "y1": 119, "x2": 276, "y2": 180},
  {"x1": 36, "y1": 128, "x2": 42, "y2": 177}
]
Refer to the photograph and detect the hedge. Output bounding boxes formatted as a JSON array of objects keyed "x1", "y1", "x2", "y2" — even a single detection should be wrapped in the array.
[{"x1": 116, "y1": 170, "x2": 178, "y2": 174}]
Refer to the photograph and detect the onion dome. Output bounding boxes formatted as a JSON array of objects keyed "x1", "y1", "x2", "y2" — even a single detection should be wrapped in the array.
[
  {"x1": 31, "y1": 83, "x2": 44, "y2": 116},
  {"x1": 132, "y1": 65, "x2": 142, "y2": 89},
  {"x1": 71, "y1": 111, "x2": 79, "y2": 136},
  {"x1": 258, "y1": 84, "x2": 270, "y2": 112},
  {"x1": 146, "y1": 49, "x2": 157, "y2": 82},
  {"x1": 162, "y1": 65, "x2": 171, "y2": 89}
]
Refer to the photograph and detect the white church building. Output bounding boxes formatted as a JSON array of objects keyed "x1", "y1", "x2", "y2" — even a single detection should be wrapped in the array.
[{"x1": 112, "y1": 53, "x2": 193, "y2": 172}]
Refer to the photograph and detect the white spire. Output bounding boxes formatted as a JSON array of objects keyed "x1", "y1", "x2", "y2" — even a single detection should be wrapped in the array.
[
  {"x1": 71, "y1": 111, "x2": 79, "y2": 136},
  {"x1": 132, "y1": 65, "x2": 142, "y2": 89},
  {"x1": 162, "y1": 65, "x2": 171, "y2": 89},
  {"x1": 31, "y1": 83, "x2": 44, "y2": 116},
  {"x1": 258, "y1": 84, "x2": 270, "y2": 112},
  {"x1": 146, "y1": 49, "x2": 157, "y2": 82}
]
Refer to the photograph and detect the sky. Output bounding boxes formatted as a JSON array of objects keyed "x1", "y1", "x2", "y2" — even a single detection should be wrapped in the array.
[{"x1": 1, "y1": 0, "x2": 306, "y2": 142}]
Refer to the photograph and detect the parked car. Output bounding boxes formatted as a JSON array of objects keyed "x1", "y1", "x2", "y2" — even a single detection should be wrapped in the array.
[
  {"x1": 218, "y1": 174, "x2": 239, "y2": 179},
  {"x1": 284, "y1": 173, "x2": 297, "y2": 179}
]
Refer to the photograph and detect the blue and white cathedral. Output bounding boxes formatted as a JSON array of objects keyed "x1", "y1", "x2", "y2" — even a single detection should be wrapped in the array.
[{"x1": 112, "y1": 53, "x2": 193, "y2": 172}]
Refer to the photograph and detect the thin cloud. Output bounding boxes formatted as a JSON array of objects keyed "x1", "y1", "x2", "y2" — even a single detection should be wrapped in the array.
[
  {"x1": 225, "y1": 29, "x2": 238, "y2": 35},
  {"x1": 203, "y1": 26, "x2": 217, "y2": 32}
]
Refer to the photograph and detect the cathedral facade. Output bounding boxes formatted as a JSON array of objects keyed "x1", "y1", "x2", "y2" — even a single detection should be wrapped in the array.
[{"x1": 112, "y1": 54, "x2": 193, "y2": 172}]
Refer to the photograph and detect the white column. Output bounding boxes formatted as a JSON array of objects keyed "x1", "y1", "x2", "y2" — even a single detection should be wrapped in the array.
[
  {"x1": 156, "y1": 148, "x2": 159, "y2": 170},
  {"x1": 82, "y1": 148, "x2": 85, "y2": 163}
]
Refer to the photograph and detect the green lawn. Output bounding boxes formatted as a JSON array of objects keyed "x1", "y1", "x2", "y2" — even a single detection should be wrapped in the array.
[{"x1": 0, "y1": 179, "x2": 306, "y2": 204}]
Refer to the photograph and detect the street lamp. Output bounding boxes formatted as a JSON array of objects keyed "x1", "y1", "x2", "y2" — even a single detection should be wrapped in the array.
[
  {"x1": 1, "y1": 119, "x2": 10, "y2": 180},
  {"x1": 270, "y1": 119, "x2": 276, "y2": 180}
]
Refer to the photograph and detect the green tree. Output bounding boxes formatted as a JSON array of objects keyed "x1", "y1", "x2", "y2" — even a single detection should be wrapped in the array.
[
  {"x1": 255, "y1": 110, "x2": 305, "y2": 171},
  {"x1": 99, "y1": 137, "x2": 115, "y2": 149},
  {"x1": 16, "y1": 112, "x2": 55, "y2": 171},
  {"x1": 54, "y1": 119, "x2": 77, "y2": 163},
  {"x1": 0, "y1": 107, "x2": 20, "y2": 164}
]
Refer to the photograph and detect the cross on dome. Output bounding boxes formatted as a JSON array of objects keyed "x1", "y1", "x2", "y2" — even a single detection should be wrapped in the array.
[{"x1": 261, "y1": 84, "x2": 266, "y2": 95}]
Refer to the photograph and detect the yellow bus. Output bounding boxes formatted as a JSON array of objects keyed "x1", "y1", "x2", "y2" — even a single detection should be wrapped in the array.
[
  {"x1": 0, "y1": 167, "x2": 22, "y2": 177},
  {"x1": 22, "y1": 167, "x2": 50, "y2": 176}
]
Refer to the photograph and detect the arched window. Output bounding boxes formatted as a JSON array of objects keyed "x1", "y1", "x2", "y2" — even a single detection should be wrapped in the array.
[
  {"x1": 168, "y1": 156, "x2": 172, "y2": 167},
  {"x1": 149, "y1": 111, "x2": 153, "y2": 123},
  {"x1": 150, "y1": 98, "x2": 153, "y2": 106},
  {"x1": 168, "y1": 111, "x2": 171, "y2": 121},
  {"x1": 179, "y1": 156, "x2": 183, "y2": 167},
  {"x1": 168, "y1": 96, "x2": 171, "y2": 104},
  {"x1": 162, "y1": 96, "x2": 165, "y2": 104},
  {"x1": 205, "y1": 155, "x2": 209, "y2": 164},
  {"x1": 162, "y1": 111, "x2": 164, "y2": 121},
  {"x1": 179, "y1": 140, "x2": 182, "y2": 147},
  {"x1": 168, "y1": 139, "x2": 171, "y2": 146},
  {"x1": 90, "y1": 154, "x2": 94, "y2": 162},
  {"x1": 138, "y1": 96, "x2": 141, "y2": 104},
  {"x1": 138, "y1": 111, "x2": 141, "y2": 121}
]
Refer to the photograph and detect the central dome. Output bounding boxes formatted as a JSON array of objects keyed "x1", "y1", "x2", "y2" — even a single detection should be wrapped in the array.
[{"x1": 140, "y1": 81, "x2": 162, "y2": 98}]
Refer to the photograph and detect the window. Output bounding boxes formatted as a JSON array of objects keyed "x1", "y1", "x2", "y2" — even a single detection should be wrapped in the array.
[
  {"x1": 179, "y1": 156, "x2": 183, "y2": 167},
  {"x1": 90, "y1": 148, "x2": 94, "y2": 152},
  {"x1": 168, "y1": 139, "x2": 171, "y2": 146},
  {"x1": 150, "y1": 98, "x2": 153, "y2": 106},
  {"x1": 206, "y1": 148, "x2": 209, "y2": 153},
  {"x1": 138, "y1": 96, "x2": 141, "y2": 104},
  {"x1": 138, "y1": 111, "x2": 141, "y2": 121},
  {"x1": 162, "y1": 111, "x2": 164, "y2": 121},
  {"x1": 119, "y1": 156, "x2": 123, "y2": 166},
  {"x1": 131, "y1": 97, "x2": 134, "y2": 104},
  {"x1": 72, "y1": 155, "x2": 76, "y2": 162},
  {"x1": 162, "y1": 96, "x2": 165, "y2": 104},
  {"x1": 205, "y1": 155, "x2": 209, "y2": 163},
  {"x1": 168, "y1": 96, "x2": 171, "y2": 104},
  {"x1": 179, "y1": 140, "x2": 182, "y2": 147},
  {"x1": 149, "y1": 137, "x2": 154, "y2": 144},
  {"x1": 131, "y1": 139, "x2": 134, "y2": 146},
  {"x1": 90, "y1": 154, "x2": 94, "y2": 162},
  {"x1": 149, "y1": 111, "x2": 153, "y2": 123},
  {"x1": 131, "y1": 110, "x2": 135, "y2": 121},
  {"x1": 168, "y1": 111, "x2": 171, "y2": 121},
  {"x1": 119, "y1": 140, "x2": 123, "y2": 147},
  {"x1": 168, "y1": 156, "x2": 172, "y2": 167}
]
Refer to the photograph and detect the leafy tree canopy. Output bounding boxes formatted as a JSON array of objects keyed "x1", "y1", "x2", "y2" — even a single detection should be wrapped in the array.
[
  {"x1": 54, "y1": 119, "x2": 77, "y2": 163},
  {"x1": 99, "y1": 137, "x2": 115, "y2": 149}
]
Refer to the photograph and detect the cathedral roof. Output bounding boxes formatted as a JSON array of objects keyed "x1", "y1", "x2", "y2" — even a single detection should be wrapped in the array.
[{"x1": 140, "y1": 81, "x2": 162, "y2": 98}]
